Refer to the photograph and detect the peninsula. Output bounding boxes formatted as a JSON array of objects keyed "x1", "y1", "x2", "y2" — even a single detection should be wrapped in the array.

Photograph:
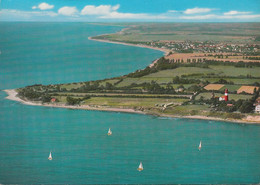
[{"x1": 4, "y1": 23, "x2": 260, "y2": 124}]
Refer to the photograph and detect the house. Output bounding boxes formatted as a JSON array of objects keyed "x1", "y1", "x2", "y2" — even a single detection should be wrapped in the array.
[
  {"x1": 219, "y1": 96, "x2": 226, "y2": 101},
  {"x1": 51, "y1": 98, "x2": 56, "y2": 103},
  {"x1": 176, "y1": 88, "x2": 184, "y2": 92},
  {"x1": 255, "y1": 97, "x2": 260, "y2": 104},
  {"x1": 255, "y1": 105, "x2": 260, "y2": 113}
]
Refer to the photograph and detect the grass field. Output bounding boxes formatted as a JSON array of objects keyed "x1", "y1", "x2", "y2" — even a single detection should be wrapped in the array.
[
  {"x1": 163, "y1": 104, "x2": 209, "y2": 116},
  {"x1": 82, "y1": 97, "x2": 187, "y2": 108},
  {"x1": 219, "y1": 85, "x2": 241, "y2": 92},
  {"x1": 60, "y1": 83, "x2": 83, "y2": 90},
  {"x1": 53, "y1": 92, "x2": 190, "y2": 98},
  {"x1": 99, "y1": 79, "x2": 121, "y2": 86},
  {"x1": 195, "y1": 92, "x2": 252, "y2": 101},
  {"x1": 145, "y1": 67, "x2": 214, "y2": 78},
  {"x1": 209, "y1": 66, "x2": 260, "y2": 77}
]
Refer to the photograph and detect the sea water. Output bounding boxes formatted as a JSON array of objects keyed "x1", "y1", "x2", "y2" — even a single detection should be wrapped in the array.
[{"x1": 0, "y1": 23, "x2": 259, "y2": 184}]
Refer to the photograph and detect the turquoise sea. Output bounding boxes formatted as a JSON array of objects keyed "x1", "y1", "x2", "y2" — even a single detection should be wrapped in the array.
[{"x1": 0, "y1": 23, "x2": 259, "y2": 184}]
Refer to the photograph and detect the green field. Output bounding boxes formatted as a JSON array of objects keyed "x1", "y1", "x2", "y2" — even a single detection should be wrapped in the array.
[
  {"x1": 82, "y1": 97, "x2": 187, "y2": 108},
  {"x1": 219, "y1": 85, "x2": 241, "y2": 92},
  {"x1": 209, "y1": 66, "x2": 260, "y2": 77},
  {"x1": 144, "y1": 67, "x2": 214, "y2": 78},
  {"x1": 195, "y1": 93, "x2": 252, "y2": 101}
]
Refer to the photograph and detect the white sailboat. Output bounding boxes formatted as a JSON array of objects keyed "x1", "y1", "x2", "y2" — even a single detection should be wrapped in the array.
[
  {"x1": 107, "y1": 128, "x2": 112, "y2": 136},
  {"x1": 48, "y1": 152, "x2": 52, "y2": 160},
  {"x1": 137, "y1": 162, "x2": 143, "y2": 171},
  {"x1": 198, "y1": 141, "x2": 202, "y2": 151}
]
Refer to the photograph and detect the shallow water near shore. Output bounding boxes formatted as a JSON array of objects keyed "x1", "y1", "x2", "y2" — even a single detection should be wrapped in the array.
[{"x1": 0, "y1": 23, "x2": 260, "y2": 184}]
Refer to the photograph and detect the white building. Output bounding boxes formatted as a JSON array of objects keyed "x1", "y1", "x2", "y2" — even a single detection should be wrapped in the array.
[{"x1": 255, "y1": 105, "x2": 260, "y2": 113}]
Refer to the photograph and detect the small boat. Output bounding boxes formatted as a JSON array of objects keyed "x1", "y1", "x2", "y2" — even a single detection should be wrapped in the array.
[
  {"x1": 48, "y1": 152, "x2": 52, "y2": 160},
  {"x1": 198, "y1": 141, "x2": 202, "y2": 151},
  {"x1": 107, "y1": 128, "x2": 112, "y2": 136},
  {"x1": 137, "y1": 162, "x2": 143, "y2": 171}
]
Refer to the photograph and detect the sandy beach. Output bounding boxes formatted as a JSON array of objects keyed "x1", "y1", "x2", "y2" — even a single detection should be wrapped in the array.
[
  {"x1": 88, "y1": 37, "x2": 171, "y2": 56},
  {"x1": 4, "y1": 89, "x2": 260, "y2": 124},
  {"x1": 3, "y1": 89, "x2": 145, "y2": 114}
]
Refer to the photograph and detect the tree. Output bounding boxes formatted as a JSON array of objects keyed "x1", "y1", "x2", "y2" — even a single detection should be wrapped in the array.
[
  {"x1": 42, "y1": 94, "x2": 52, "y2": 103},
  {"x1": 105, "y1": 82, "x2": 113, "y2": 90},
  {"x1": 66, "y1": 96, "x2": 81, "y2": 105},
  {"x1": 239, "y1": 101, "x2": 253, "y2": 113}
]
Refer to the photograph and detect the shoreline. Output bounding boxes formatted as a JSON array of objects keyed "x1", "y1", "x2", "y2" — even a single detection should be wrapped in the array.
[
  {"x1": 4, "y1": 89, "x2": 260, "y2": 125},
  {"x1": 88, "y1": 36, "x2": 171, "y2": 56}
]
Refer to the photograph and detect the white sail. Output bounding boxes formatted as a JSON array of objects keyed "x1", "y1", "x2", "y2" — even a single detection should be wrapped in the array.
[
  {"x1": 48, "y1": 152, "x2": 52, "y2": 160},
  {"x1": 137, "y1": 162, "x2": 143, "y2": 171},
  {"x1": 198, "y1": 141, "x2": 202, "y2": 150},
  {"x1": 107, "y1": 128, "x2": 112, "y2": 135}
]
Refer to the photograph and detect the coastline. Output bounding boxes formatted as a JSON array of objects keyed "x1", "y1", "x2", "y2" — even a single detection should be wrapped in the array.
[
  {"x1": 4, "y1": 89, "x2": 260, "y2": 125},
  {"x1": 88, "y1": 36, "x2": 171, "y2": 56}
]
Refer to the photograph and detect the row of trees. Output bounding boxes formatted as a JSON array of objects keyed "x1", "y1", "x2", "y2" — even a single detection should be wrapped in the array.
[{"x1": 172, "y1": 76, "x2": 201, "y2": 84}]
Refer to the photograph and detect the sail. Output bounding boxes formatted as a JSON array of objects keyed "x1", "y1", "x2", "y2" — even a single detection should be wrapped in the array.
[
  {"x1": 137, "y1": 162, "x2": 143, "y2": 171},
  {"x1": 139, "y1": 162, "x2": 143, "y2": 169},
  {"x1": 48, "y1": 152, "x2": 52, "y2": 160},
  {"x1": 108, "y1": 128, "x2": 112, "y2": 135},
  {"x1": 198, "y1": 141, "x2": 202, "y2": 150}
]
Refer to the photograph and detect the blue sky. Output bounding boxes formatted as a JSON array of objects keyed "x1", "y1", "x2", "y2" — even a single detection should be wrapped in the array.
[{"x1": 1, "y1": 0, "x2": 260, "y2": 22}]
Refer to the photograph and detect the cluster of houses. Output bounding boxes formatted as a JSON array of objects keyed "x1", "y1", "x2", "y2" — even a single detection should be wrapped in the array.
[{"x1": 144, "y1": 41, "x2": 259, "y2": 53}]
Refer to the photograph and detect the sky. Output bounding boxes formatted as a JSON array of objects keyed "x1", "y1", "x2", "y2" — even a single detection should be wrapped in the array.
[{"x1": 0, "y1": 0, "x2": 260, "y2": 22}]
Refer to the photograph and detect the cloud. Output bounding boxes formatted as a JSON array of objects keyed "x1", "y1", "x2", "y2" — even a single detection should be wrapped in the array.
[
  {"x1": 38, "y1": 2, "x2": 54, "y2": 10},
  {"x1": 80, "y1": 4, "x2": 167, "y2": 19},
  {"x1": 58, "y1": 6, "x2": 78, "y2": 16},
  {"x1": 184, "y1": 7, "x2": 213, "y2": 14},
  {"x1": 167, "y1": 10, "x2": 179, "y2": 13},
  {"x1": 180, "y1": 13, "x2": 260, "y2": 20},
  {"x1": 99, "y1": 12, "x2": 167, "y2": 19},
  {"x1": 0, "y1": 9, "x2": 57, "y2": 19},
  {"x1": 221, "y1": 14, "x2": 260, "y2": 19},
  {"x1": 81, "y1": 4, "x2": 120, "y2": 15},
  {"x1": 180, "y1": 14, "x2": 216, "y2": 20},
  {"x1": 32, "y1": 2, "x2": 54, "y2": 10},
  {"x1": 224, "y1": 10, "x2": 251, "y2": 15}
]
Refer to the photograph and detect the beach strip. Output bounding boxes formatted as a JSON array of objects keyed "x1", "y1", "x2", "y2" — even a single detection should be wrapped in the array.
[{"x1": 3, "y1": 89, "x2": 260, "y2": 124}]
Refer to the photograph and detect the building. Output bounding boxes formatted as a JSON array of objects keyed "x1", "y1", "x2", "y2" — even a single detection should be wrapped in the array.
[
  {"x1": 255, "y1": 105, "x2": 260, "y2": 113},
  {"x1": 219, "y1": 89, "x2": 228, "y2": 101}
]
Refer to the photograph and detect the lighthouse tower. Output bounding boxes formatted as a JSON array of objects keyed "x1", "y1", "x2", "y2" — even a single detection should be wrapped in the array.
[{"x1": 224, "y1": 89, "x2": 228, "y2": 101}]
